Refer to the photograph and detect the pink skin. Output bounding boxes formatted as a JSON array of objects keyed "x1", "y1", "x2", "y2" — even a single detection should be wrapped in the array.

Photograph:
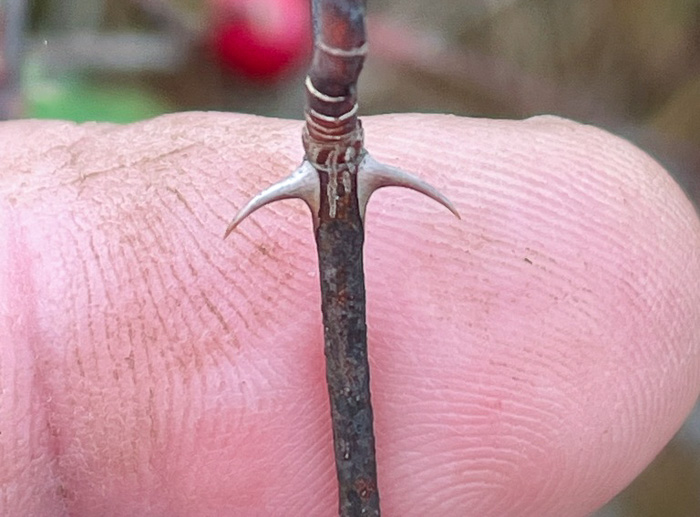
[{"x1": 1, "y1": 113, "x2": 699, "y2": 516}]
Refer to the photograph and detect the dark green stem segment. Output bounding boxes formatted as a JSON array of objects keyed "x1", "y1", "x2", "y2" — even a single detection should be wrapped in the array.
[{"x1": 315, "y1": 169, "x2": 380, "y2": 517}]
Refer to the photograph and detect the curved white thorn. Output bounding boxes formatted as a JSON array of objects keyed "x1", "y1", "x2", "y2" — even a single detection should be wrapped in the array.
[
  {"x1": 224, "y1": 161, "x2": 320, "y2": 238},
  {"x1": 357, "y1": 154, "x2": 460, "y2": 221}
]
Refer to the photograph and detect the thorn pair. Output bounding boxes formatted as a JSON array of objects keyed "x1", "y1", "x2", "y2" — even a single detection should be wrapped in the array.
[{"x1": 224, "y1": 154, "x2": 460, "y2": 238}]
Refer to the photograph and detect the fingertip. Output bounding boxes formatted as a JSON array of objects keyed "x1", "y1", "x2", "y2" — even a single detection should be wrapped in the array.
[{"x1": 360, "y1": 113, "x2": 700, "y2": 516}]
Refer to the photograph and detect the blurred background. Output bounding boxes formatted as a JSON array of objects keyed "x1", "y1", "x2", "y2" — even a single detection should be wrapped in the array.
[{"x1": 1, "y1": 0, "x2": 699, "y2": 514}]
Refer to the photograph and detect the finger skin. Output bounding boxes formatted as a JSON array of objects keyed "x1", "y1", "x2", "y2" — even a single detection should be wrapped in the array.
[{"x1": 0, "y1": 113, "x2": 698, "y2": 516}]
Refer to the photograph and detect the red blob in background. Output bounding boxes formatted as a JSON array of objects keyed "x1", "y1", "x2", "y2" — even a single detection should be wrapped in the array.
[{"x1": 209, "y1": 0, "x2": 311, "y2": 81}]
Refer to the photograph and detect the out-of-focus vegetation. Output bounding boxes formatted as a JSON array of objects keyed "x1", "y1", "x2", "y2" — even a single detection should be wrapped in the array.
[
  {"x1": 2, "y1": 0, "x2": 699, "y2": 515},
  {"x1": 362, "y1": 0, "x2": 700, "y2": 210}
]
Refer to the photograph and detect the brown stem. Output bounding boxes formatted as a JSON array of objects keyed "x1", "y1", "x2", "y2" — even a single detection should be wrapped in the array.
[
  {"x1": 306, "y1": 1, "x2": 380, "y2": 515},
  {"x1": 315, "y1": 167, "x2": 379, "y2": 516}
]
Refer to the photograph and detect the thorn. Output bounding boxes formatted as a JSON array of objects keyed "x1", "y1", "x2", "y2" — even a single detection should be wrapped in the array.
[
  {"x1": 357, "y1": 154, "x2": 460, "y2": 221},
  {"x1": 224, "y1": 161, "x2": 320, "y2": 238}
]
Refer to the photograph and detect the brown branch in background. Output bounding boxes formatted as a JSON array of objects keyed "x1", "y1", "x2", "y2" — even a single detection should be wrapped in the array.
[
  {"x1": 368, "y1": 16, "x2": 625, "y2": 124},
  {"x1": 127, "y1": 0, "x2": 200, "y2": 37}
]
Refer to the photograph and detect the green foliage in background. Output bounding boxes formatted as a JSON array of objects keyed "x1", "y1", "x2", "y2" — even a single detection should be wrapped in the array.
[{"x1": 24, "y1": 64, "x2": 172, "y2": 123}]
